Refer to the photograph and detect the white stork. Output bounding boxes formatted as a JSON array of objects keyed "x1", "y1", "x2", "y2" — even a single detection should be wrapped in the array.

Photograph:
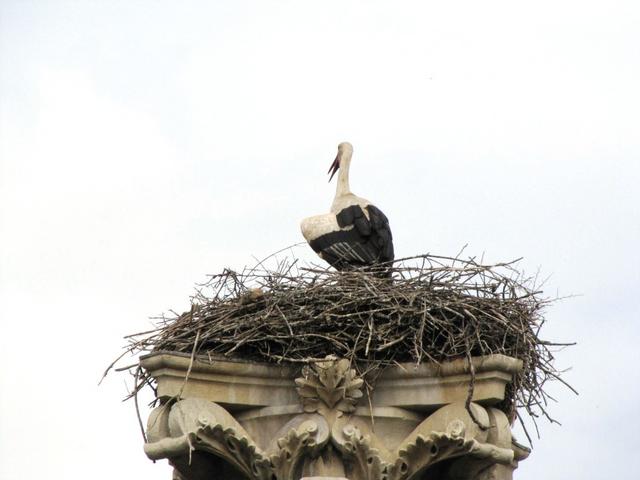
[{"x1": 300, "y1": 142, "x2": 394, "y2": 272}]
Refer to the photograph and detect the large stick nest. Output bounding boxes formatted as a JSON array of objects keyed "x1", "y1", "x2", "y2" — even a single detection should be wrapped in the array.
[{"x1": 116, "y1": 251, "x2": 573, "y2": 440}]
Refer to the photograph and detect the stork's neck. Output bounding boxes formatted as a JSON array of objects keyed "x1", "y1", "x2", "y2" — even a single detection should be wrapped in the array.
[{"x1": 335, "y1": 152, "x2": 352, "y2": 198}]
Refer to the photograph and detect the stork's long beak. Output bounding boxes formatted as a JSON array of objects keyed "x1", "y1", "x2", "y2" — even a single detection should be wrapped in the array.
[{"x1": 328, "y1": 153, "x2": 340, "y2": 182}]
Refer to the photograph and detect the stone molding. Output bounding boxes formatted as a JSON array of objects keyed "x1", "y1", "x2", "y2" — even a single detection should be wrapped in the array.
[
  {"x1": 142, "y1": 354, "x2": 529, "y2": 480},
  {"x1": 141, "y1": 352, "x2": 520, "y2": 410}
]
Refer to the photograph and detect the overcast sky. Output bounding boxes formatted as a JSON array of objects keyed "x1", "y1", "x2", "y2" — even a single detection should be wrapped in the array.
[{"x1": 1, "y1": 1, "x2": 639, "y2": 479}]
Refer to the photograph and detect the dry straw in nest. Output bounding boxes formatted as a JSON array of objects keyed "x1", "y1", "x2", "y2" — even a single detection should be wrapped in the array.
[{"x1": 110, "y1": 250, "x2": 575, "y2": 444}]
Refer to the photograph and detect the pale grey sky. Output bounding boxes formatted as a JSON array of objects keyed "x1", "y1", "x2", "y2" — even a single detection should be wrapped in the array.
[{"x1": 1, "y1": 1, "x2": 639, "y2": 479}]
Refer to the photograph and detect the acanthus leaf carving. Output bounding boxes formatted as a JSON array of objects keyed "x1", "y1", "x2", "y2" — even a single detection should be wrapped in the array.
[
  {"x1": 332, "y1": 423, "x2": 394, "y2": 480},
  {"x1": 295, "y1": 356, "x2": 364, "y2": 415},
  {"x1": 269, "y1": 419, "x2": 328, "y2": 480},
  {"x1": 157, "y1": 398, "x2": 274, "y2": 480},
  {"x1": 391, "y1": 420, "x2": 513, "y2": 480},
  {"x1": 193, "y1": 420, "x2": 274, "y2": 480},
  {"x1": 393, "y1": 427, "x2": 474, "y2": 480}
]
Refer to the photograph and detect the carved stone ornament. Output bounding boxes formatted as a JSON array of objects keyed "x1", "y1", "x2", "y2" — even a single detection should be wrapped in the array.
[
  {"x1": 295, "y1": 356, "x2": 364, "y2": 415},
  {"x1": 393, "y1": 427, "x2": 512, "y2": 480},
  {"x1": 334, "y1": 423, "x2": 393, "y2": 480},
  {"x1": 269, "y1": 416, "x2": 330, "y2": 480},
  {"x1": 141, "y1": 353, "x2": 530, "y2": 480},
  {"x1": 145, "y1": 398, "x2": 274, "y2": 480}
]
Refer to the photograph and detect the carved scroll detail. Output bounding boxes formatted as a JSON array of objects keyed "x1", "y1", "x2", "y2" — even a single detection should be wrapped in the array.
[
  {"x1": 392, "y1": 418, "x2": 515, "y2": 480},
  {"x1": 194, "y1": 416, "x2": 274, "y2": 480},
  {"x1": 334, "y1": 424, "x2": 394, "y2": 480},
  {"x1": 295, "y1": 357, "x2": 364, "y2": 414},
  {"x1": 394, "y1": 427, "x2": 474, "y2": 480},
  {"x1": 270, "y1": 420, "x2": 327, "y2": 480},
  {"x1": 145, "y1": 398, "x2": 273, "y2": 480}
]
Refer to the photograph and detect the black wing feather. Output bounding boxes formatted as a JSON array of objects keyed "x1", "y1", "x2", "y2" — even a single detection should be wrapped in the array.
[
  {"x1": 366, "y1": 204, "x2": 394, "y2": 263},
  {"x1": 310, "y1": 204, "x2": 394, "y2": 270}
]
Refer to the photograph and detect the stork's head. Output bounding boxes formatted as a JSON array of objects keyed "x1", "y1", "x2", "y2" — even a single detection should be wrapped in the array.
[{"x1": 328, "y1": 142, "x2": 353, "y2": 182}]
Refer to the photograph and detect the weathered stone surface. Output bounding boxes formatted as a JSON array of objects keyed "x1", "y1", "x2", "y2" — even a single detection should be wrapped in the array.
[
  {"x1": 141, "y1": 353, "x2": 529, "y2": 480},
  {"x1": 370, "y1": 355, "x2": 522, "y2": 411},
  {"x1": 140, "y1": 352, "x2": 299, "y2": 409}
]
